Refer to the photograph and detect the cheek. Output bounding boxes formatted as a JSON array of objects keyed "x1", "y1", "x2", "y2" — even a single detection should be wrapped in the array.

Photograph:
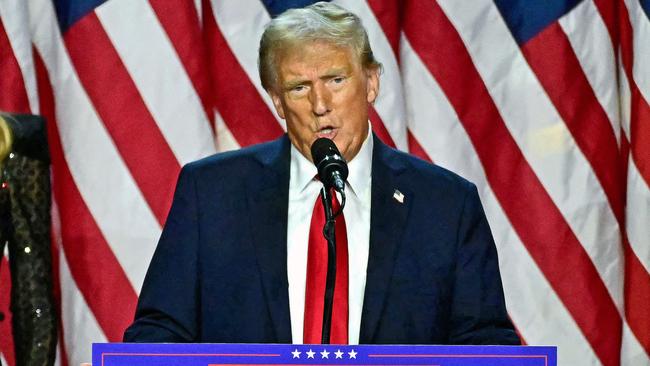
[{"x1": 286, "y1": 100, "x2": 312, "y2": 117}]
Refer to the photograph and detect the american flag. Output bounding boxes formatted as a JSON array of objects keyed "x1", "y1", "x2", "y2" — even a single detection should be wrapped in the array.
[{"x1": 0, "y1": 1, "x2": 648, "y2": 365}]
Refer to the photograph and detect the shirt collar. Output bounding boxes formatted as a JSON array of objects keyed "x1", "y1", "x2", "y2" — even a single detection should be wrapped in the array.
[
  {"x1": 290, "y1": 142, "x2": 318, "y2": 194},
  {"x1": 289, "y1": 125, "x2": 373, "y2": 196},
  {"x1": 346, "y1": 127, "x2": 373, "y2": 197}
]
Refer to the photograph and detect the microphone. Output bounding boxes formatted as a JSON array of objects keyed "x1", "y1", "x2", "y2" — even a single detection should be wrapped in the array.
[{"x1": 311, "y1": 138, "x2": 349, "y2": 192}]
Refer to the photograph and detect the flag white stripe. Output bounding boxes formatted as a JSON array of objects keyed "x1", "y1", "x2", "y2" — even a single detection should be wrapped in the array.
[
  {"x1": 51, "y1": 187, "x2": 63, "y2": 366},
  {"x1": 626, "y1": 158, "x2": 650, "y2": 275},
  {"x1": 614, "y1": 6, "x2": 650, "y2": 363},
  {"x1": 400, "y1": 37, "x2": 600, "y2": 366},
  {"x1": 96, "y1": 0, "x2": 216, "y2": 166},
  {"x1": 194, "y1": 0, "x2": 202, "y2": 24},
  {"x1": 60, "y1": 250, "x2": 106, "y2": 366},
  {"x1": 618, "y1": 45, "x2": 650, "y2": 287},
  {"x1": 400, "y1": 36, "x2": 481, "y2": 169},
  {"x1": 215, "y1": 109, "x2": 240, "y2": 153},
  {"x1": 621, "y1": 321, "x2": 650, "y2": 365},
  {"x1": 624, "y1": 0, "x2": 650, "y2": 104},
  {"x1": 484, "y1": 188, "x2": 602, "y2": 366},
  {"x1": 28, "y1": 0, "x2": 160, "y2": 293},
  {"x1": 0, "y1": 0, "x2": 39, "y2": 113},
  {"x1": 210, "y1": 0, "x2": 285, "y2": 130},
  {"x1": 333, "y1": 0, "x2": 409, "y2": 150},
  {"x1": 559, "y1": 0, "x2": 620, "y2": 141},
  {"x1": 437, "y1": 0, "x2": 624, "y2": 312},
  {"x1": 54, "y1": 343, "x2": 61, "y2": 366}
]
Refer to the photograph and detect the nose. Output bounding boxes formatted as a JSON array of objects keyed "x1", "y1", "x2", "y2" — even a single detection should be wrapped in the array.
[{"x1": 310, "y1": 83, "x2": 331, "y2": 116}]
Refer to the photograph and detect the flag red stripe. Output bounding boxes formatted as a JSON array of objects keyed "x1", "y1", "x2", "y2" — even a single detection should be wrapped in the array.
[
  {"x1": 403, "y1": 2, "x2": 622, "y2": 365},
  {"x1": 50, "y1": 236, "x2": 71, "y2": 366},
  {"x1": 47, "y1": 176, "x2": 68, "y2": 366},
  {"x1": 629, "y1": 98, "x2": 650, "y2": 186},
  {"x1": 592, "y1": 0, "x2": 619, "y2": 49},
  {"x1": 366, "y1": 0, "x2": 401, "y2": 61},
  {"x1": 203, "y1": 1, "x2": 283, "y2": 147},
  {"x1": 368, "y1": 105, "x2": 396, "y2": 148},
  {"x1": 618, "y1": 3, "x2": 650, "y2": 189},
  {"x1": 618, "y1": 5, "x2": 650, "y2": 353},
  {"x1": 50, "y1": 244, "x2": 70, "y2": 366},
  {"x1": 406, "y1": 129, "x2": 433, "y2": 163},
  {"x1": 52, "y1": 140, "x2": 138, "y2": 343},
  {"x1": 624, "y1": 98, "x2": 650, "y2": 355},
  {"x1": 63, "y1": 13, "x2": 180, "y2": 225},
  {"x1": 619, "y1": 135, "x2": 649, "y2": 354},
  {"x1": 57, "y1": 326, "x2": 70, "y2": 366},
  {"x1": 35, "y1": 51, "x2": 138, "y2": 342},
  {"x1": 623, "y1": 238, "x2": 650, "y2": 355},
  {"x1": 521, "y1": 22, "x2": 625, "y2": 222},
  {"x1": 0, "y1": 258, "x2": 16, "y2": 366},
  {"x1": 594, "y1": 0, "x2": 650, "y2": 355},
  {"x1": 149, "y1": 0, "x2": 215, "y2": 128},
  {"x1": 0, "y1": 18, "x2": 30, "y2": 113}
]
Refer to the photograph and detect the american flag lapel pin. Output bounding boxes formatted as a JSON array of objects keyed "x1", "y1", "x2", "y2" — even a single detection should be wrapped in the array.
[{"x1": 393, "y1": 189, "x2": 404, "y2": 204}]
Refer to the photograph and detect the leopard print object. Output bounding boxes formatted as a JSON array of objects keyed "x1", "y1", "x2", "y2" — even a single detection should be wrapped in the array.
[{"x1": 1, "y1": 149, "x2": 56, "y2": 366}]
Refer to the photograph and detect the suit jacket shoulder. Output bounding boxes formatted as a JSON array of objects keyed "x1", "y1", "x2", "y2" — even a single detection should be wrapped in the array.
[
  {"x1": 366, "y1": 136, "x2": 519, "y2": 345},
  {"x1": 375, "y1": 138, "x2": 475, "y2": 194},
  {"x1": 124, "y1": 135, "x2": 293, "y2": 343},
  {"x1": 182, "y1": 135, "x2": 290, "y2": 189}
]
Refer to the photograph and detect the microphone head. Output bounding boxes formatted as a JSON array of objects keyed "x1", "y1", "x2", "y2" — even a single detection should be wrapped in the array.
[{"x1": 311, "y1": 138, "x2": 349, "y2": 188}]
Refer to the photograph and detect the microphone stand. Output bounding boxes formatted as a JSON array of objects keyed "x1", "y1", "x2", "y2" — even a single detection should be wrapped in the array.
[
  {"x1": 320, "y1": 186, "x2": 336, "y2": 344},
  {"x1": 319, "y1": 186, "x2": 347, "y2": 344}
]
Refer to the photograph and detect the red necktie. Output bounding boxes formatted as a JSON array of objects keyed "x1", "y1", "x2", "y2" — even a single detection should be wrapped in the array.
[{"x1": 303, "y1": 189, "x2": 349, "y2": 344}]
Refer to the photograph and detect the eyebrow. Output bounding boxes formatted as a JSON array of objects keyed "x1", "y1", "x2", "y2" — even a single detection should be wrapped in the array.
[
  {"x1": 282, "y1": 67, "x2": 351, "y2": 90},
  {"x1": 283, "y1": 79, "x2": 308, "y2": 90},
  {"x1": 321, "y1": 67, "x2": 348, "y2": 78}
]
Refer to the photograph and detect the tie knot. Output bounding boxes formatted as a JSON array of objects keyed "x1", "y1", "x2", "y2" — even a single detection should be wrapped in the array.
[{"x1": 313, "y1": 175, "x2": 342, "y2": 211}]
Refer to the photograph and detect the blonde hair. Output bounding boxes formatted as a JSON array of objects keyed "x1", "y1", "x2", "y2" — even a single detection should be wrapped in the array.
[
  {"x1": 0, "y1": 114, "x2": 13, "y2": 164},
  {"x1": 258, "y1": 1, "x2": 381, "y2": 91}
]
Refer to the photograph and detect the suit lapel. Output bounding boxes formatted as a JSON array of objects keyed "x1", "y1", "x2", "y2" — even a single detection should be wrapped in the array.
[
  {"x1": 359, "y1": 136, "x2": 412, "y2": 343},
  {"x1": 247, "y1": 136, "x2": 292, "y2": 343}
]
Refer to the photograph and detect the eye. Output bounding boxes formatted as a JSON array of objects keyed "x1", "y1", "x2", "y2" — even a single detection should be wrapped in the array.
[
  {"x1": 328, "y1": 76, "x2": 346, "y2": 89},
  {"x1": 288, "y1": 84, "x2": 309, "y2": 97}
]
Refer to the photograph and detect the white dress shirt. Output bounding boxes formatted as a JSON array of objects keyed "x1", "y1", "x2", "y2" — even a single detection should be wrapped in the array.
[{"x1": 287, "y1": 130, "x2": 373, "y2": 344}]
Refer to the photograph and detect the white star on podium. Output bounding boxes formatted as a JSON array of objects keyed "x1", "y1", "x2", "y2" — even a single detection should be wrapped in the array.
[
  {"x1": 291, "y1": 349, "x2": 301, "y2": 359},
  {"x1": 348, "y1": 349, "x2": 357, "y2": 359},
  {"x1": 320, "y1": 349, "x2": 330, "y2": 359},
  {"x1": 334, "y1": 349, "x2": 344, "y2": 359},
  {"x1": 306, "y1": 349, "x2": 315, "y2": 359}
]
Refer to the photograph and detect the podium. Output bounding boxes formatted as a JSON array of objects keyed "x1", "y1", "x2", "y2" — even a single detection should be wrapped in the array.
[{"x1": 93, "y1": 343, "x2": 556, "y2": 365}]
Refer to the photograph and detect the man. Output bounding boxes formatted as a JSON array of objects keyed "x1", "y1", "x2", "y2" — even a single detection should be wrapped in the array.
[{"x1": 124, "y1": 2, "x2": 519, "y2": 345}]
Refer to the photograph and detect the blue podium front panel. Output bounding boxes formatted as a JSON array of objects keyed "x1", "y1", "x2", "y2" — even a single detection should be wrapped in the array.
[{"x1": 93, "y1": 343, "x2": 556, "y2": 366}]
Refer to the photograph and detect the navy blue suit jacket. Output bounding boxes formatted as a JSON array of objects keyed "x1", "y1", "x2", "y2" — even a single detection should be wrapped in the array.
[{"x1": 124, "y1": 134, "x2": 519, "y2": 345}]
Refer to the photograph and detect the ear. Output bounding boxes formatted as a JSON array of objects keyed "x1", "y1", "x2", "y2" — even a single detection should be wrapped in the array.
[
  {"x1": 270, "y1": 91, "x2": 286, "y2": 119},
  {"x1": 365, "y1": 66, "x2": 380, "y2": 104}
]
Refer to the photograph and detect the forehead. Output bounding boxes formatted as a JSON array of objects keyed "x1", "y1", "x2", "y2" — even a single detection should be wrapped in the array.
[{"x1": 275, "y1": 41, "x2": 361, "y2": 78}]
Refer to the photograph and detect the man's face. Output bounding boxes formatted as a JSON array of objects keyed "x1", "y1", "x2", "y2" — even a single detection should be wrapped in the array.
[{"x1": 269, "y1": 41, "x2": 379, "y2": 162}]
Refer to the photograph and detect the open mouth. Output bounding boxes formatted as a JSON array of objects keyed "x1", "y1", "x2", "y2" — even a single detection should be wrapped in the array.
[{"x1": 316, "y1": 126, "x2": 337, "y2": 139}]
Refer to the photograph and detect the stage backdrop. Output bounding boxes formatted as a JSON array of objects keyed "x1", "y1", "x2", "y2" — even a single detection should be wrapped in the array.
[{"x1": 0, "y1": 1, "x2": 648, "y2": 365}]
